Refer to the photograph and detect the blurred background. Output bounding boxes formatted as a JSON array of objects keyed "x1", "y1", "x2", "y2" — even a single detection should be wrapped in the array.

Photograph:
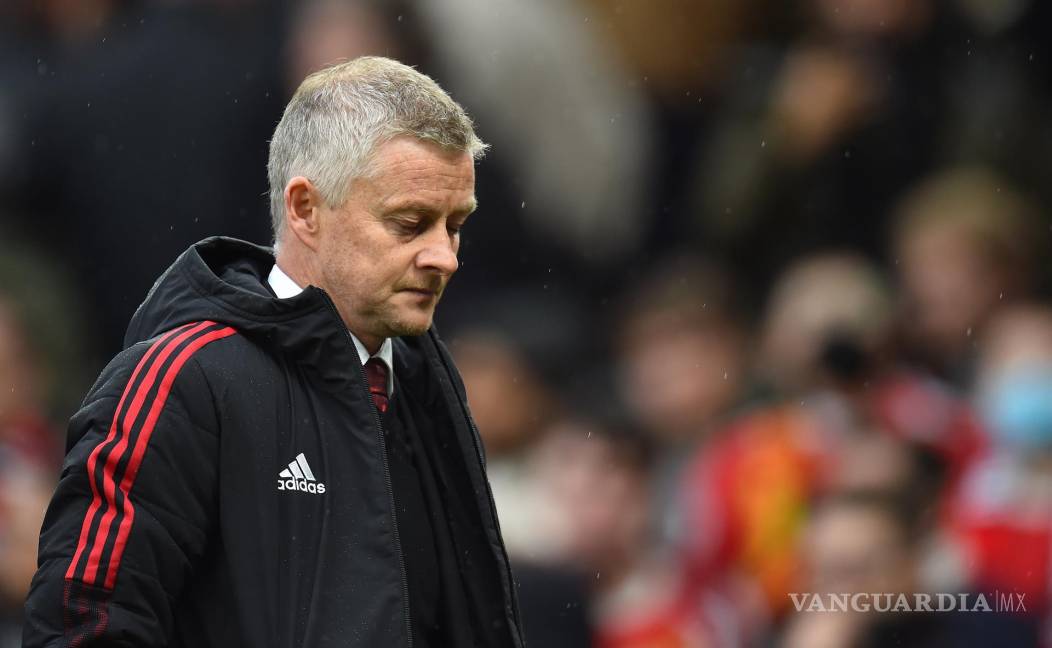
[{"x1": 2, "y1": 0, "x2": 1052, "y2": 646}]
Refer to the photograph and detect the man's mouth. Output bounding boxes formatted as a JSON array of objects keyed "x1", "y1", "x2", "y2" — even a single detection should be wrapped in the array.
[{"x1": 399, "y1": 286, "x2": 441, "y2": 297}]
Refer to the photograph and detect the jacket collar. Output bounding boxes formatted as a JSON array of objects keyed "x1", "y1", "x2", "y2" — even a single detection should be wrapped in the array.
[{"x1": 125, "y1": 237, "x2": 363, "y2": 389}]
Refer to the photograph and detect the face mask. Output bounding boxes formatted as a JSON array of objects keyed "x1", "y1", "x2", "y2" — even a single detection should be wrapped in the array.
[{"x1": 980, "y1": 366, "x2": 1052, "y2": 453}]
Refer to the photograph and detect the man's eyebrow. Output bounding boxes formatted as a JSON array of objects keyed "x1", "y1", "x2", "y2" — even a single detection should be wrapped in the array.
[{"x1": 384, "y1": 197, "x2": 478, "y2": 217}]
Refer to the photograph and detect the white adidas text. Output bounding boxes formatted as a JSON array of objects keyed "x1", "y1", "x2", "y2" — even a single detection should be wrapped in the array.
[{"x1": 277, "y1": 453, "x2": 326, "y2": 495}]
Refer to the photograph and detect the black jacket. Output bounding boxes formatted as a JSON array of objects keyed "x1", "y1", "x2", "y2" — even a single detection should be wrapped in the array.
[{"x1": 24, "y1": 237, "x2": 524, "y2": 648}]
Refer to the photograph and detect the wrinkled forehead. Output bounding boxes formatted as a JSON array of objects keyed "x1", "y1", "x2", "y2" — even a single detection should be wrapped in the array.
[{"x1": 360, "y1": 136, "x2": 477, "y2": 213}]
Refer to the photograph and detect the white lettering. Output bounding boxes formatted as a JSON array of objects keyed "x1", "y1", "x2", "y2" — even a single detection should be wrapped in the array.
[
  {"x1": 789, "y1": 593, "x2": 810, "y2": 612},
  {"x1": 998, "y1": 592, "x2": 1013, "y2": 612},
  {"x1": 915, "y1": 593, "x2": 932, "y2": 612},
  {"x1": 277, "y1": 478, "x2": 326, "y2": 495},
  {"x1": 874, "y1": 593, "x2": 892, "y2": 613},
  {"x1": 829, "y1": 594, "x2": 849, "y2": 612},
  {"x1": 808, "y1": 596, "x2": 826, "y2": 612},
  {"x1": 937, "y1": 593, "x2": 956, "y2": 611},
  {"x1": 852, "y1": 593, "x2": 870, "y2": 612}
]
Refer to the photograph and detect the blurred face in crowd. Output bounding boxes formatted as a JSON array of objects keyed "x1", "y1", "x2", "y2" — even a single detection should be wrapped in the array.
[
  {"x1": 533, "y1": 423, "x2": 650, "y2": 579},
  {"x1": 803, "y1": 501, "x2": 913, "y2": 596},
  {"x1": 898, "y1": 224, "x2": 1001, "y2": 363},
  {"x1": 454, "y1": 334, "x2": 550, "y2": 456},
  {"x1": 288, "y1": 136, "x2": 475, "y2": 350},
  {"x1": 760, "y1": 254, "x2": 890, "y2": 393},
  {"x1": 620, "y1": 315, "x2": 743, "y2": 443}
]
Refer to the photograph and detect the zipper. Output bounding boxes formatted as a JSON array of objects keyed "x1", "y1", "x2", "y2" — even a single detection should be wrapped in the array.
[
  {"x1": 320, "y1": 294, "x2": 414, "y2": 648},
  {"x1": 428, "y1": 332, "x2": 524, "y2": 647}
]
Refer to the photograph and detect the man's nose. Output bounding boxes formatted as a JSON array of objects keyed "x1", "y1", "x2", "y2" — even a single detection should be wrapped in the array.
[{"x1": 416, "y1": 229, "x2": 459, "y2": 275}]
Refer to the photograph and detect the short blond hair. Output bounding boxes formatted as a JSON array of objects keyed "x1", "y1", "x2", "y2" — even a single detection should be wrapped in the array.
[{"x1": 267, "y1": 56, "x2": 487, "y2": 241}]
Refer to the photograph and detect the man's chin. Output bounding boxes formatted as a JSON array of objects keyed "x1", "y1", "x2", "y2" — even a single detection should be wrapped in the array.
[{"x1": 384, "y1": 314, "x2": 434, "y2": 338}]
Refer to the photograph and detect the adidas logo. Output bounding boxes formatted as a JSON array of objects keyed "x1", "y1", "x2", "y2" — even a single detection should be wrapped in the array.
[{"x1": 277, "y1": 453, "x2": 326, "y2": 494}]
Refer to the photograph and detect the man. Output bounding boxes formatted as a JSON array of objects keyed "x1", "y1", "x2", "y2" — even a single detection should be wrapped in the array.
[{"x1": 24, "y1": 57, "x2": 524, "y2": 648}]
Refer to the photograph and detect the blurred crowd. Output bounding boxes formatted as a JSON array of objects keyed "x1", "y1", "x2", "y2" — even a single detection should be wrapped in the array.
[{"x1": 2, "y1": 0, "x2": 1052, "y2": 646}]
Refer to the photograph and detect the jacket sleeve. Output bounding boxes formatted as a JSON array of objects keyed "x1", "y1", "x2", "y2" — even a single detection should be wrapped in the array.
[{"x1": 23, "y1": 322, "x2": 236, "y2": 647}]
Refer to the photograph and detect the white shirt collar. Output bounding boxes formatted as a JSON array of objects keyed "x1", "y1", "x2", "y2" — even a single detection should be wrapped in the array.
[{"x1": 267, "y1": 263, "x2": 395, "y2": 396}]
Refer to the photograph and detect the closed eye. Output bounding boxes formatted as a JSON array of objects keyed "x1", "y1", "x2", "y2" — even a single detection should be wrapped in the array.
[{"x1": 388, "y1": 217, "x2": 422, "y2": 236}]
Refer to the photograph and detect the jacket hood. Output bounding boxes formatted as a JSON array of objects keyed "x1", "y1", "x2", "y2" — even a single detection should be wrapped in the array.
[{"x1": 126, "y1": 237, "x2": 353, "y2": 384}]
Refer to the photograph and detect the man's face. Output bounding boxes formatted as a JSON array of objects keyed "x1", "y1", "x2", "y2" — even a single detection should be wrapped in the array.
[{"x1": 316, "y1": 136, "x2": 476, "y2": 346}]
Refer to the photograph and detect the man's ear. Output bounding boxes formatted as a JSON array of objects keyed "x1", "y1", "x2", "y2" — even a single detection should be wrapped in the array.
[{"x1": 284, "y1": 176, "x2": 324, "y2": 252}]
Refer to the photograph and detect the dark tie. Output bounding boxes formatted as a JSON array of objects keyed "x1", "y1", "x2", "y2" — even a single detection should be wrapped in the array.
[{"x1": 364, "y1": 358, "x2": 390, "y2": 413}]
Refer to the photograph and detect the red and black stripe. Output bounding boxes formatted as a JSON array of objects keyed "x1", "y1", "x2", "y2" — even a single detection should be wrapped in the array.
[{"x1": 65, "y1": 321, "x2": 236, "y2": 591}]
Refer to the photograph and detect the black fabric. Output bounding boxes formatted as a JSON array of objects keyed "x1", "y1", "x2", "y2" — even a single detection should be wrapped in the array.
[
  {"x1": 514, "y1": 564, "x2": 594, "y2": 648},
  {"x1": 398, "y1": 346, "x2": 517, "y2": 648},
  {"x1": 23, "y1": 237, "x2": 524, "y2": 648},
  {"x1": 381, "y1": 390, "x2": 441, "y2": 647}
]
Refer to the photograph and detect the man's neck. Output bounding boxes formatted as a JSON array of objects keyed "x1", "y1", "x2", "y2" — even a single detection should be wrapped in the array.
[
  {"x1": 354, "y1": 332, "x2": 385, "y2": 357},
  {"x1": 270, "y1": 256, "x2": 385, "y2": 355}
]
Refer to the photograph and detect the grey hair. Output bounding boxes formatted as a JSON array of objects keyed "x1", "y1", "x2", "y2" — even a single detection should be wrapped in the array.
[{"x1": 267, "y1": 56, "x2": 487, "y2": 242}]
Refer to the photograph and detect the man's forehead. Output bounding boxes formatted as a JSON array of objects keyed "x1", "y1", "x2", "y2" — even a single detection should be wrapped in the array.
[{"x1": 365, "y1": 138, "x2": 477, "y2": 212}]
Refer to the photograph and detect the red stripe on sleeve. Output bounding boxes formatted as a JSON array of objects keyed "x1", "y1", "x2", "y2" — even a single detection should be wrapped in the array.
[
  {"x1": 82, "y1": 321, "x2": 216, "y2": 585},
  {"x1": 65, "y1": 322, "x2": 195, "y2": 582},
  {"x1": 103, "y1": 325, "x2": 237, "y2": 589}
]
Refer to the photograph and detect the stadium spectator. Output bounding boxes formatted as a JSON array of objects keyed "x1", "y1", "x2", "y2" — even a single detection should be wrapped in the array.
[
  {"x1": 677, "y1": 252, "x2": 979, "y2": 629},
  {"x1": 782, "y1": 489, "x2": 1037, "y2": 648},
  {"x1": 892, "y1": 166, "x2": 1043, "y2": 387},
  {"x1": 950, "y1": 304, "x2": 1052, "y2": 644}
]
